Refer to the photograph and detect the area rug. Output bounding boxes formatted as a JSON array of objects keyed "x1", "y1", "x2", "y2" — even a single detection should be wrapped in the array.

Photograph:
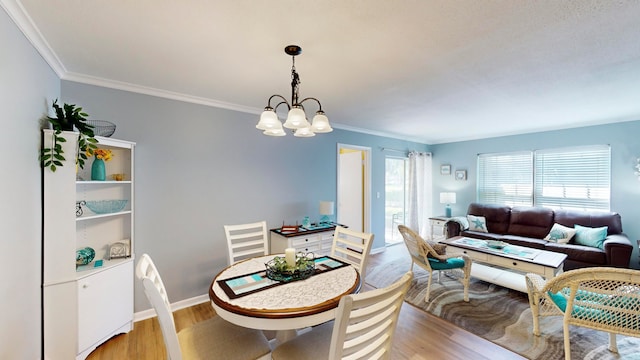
[{"x1": 366, "y1": 258, "x2": 640, "y2": 360}]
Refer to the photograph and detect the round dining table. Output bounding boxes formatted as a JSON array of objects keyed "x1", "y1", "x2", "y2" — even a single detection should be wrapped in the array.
[{"x1": 209, "y1": 254, "x2": 360, "y2": 344}]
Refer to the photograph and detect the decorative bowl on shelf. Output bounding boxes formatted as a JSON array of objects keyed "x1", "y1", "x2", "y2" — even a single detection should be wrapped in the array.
[
  {"x1": 486, "y1": 240, "x2": 508, "y2": 249},
  {"x1": 86, "y1": 120, "x2": 116, "y2": 137},
  {"x1": 265, "y1": 253, "x2": 315, "y2": 282},
  {"x1": 84, "y1": 199, "x2": 128, "y2": 214}
]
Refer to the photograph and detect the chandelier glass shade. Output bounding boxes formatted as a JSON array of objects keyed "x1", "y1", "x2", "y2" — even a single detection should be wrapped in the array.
[{"x1": 256, "y1": 45, "x2": 332, "y2": 137}]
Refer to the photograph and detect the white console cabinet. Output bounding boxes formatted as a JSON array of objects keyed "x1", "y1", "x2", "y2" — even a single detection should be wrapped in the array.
[
  {"x1": 270, "y1": 225, "x2": 338, "y2": 256},
  {"x1": 42, "y1": 130, "x2": 135, "y2": 359}
]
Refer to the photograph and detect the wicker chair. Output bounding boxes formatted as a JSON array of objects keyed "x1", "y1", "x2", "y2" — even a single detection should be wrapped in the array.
[
  {"x1": 526, "y1": 267, "x2": 640, "y2": 360},
  {"x1": 398, "y1": 225, "x2": 471, "y2": 302}
]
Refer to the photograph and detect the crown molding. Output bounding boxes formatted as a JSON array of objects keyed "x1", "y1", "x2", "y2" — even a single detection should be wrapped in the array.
[
  {"x1": 63, "y1": 72, "x2": 263, "y2": 115},
  {"x1": 2, "y1": 0, "x2": 66, "y2": 77}
]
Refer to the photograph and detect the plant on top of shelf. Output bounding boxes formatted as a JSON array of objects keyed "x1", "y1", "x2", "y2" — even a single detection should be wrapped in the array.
[{"x1": 40, "y1": 99, "x2": 98, "y2": 172}]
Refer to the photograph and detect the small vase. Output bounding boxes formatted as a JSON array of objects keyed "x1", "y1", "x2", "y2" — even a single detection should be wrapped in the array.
[{"x1": 91, "y1": 158, "x2": 106, "y2": 181}]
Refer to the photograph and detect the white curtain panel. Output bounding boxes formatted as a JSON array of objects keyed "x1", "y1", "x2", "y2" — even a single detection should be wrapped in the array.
[{"x1": 407, "y1": 151, "x2": 433, "y2": 238}]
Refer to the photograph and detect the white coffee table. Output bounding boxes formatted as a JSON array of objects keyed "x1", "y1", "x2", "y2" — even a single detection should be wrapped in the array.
[{"x1": 442, "y1": 236, "x2": 567, "y2": 292}]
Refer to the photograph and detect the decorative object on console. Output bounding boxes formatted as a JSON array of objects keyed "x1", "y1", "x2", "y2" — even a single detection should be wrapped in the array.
[
  {"x1": 302, "y1": 216, "x2": 311, "y2": 228},
  {"x1": 319, "y1": 201, "x2": 334, "y2": 224},
  {"x1": 440, "y1": 164, "x2": 451, "y2": 175},
  {"x1": 440, "y1": 192, "x2": 456, "y2": 217},
  {"x1": 455, "y1": 169, "x2": 467, "y2": 180},
  {"x1": 256, "y1": 45, "x2": 332, "y2": 137}
]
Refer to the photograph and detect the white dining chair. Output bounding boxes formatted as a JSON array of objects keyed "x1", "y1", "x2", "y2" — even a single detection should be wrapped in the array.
[
  {"x1": 330, "y1": 226, "x2": 374, "y2": 280},
  {"x1": 271, "y1": 271, "x2": 413, "y2": 360},
  {"x1": 224, "y1": 220, "x2": 269, "y2": 264},
  {"x1": 135, "y1": 254, "x2": 271, "y2": 360}
]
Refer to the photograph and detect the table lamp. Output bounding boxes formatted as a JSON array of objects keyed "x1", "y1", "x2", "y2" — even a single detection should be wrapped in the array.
[
  {"x1": 319, "y1": 201, "x2": 334, "y2": 224},
  {"x1": 439, "y1": 192, "x2": 456, "y2": 218}
]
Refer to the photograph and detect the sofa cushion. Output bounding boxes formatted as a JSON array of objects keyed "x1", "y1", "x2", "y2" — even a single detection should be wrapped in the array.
[
  {"x1": 544, "y1": 223, "x2": 577, "y2": 244},
  {"x1": 507, "y1": 206, "x2": 554, "y2": 239},
  {"x1": 544, "y1": 242, "x2": 607, "y2": 265},
  {"x1": 574, "y1": 225, "x2": 608, "y2": 249},
  {"x1": 554, "y1": 209, "x2": 623, "y2": 235},
  {"x1": 467, "y1": 215, "x2": 488, "y2": 232},
  {"x1": 467, "y1": 203, "x2": 511, "y2": 234}
]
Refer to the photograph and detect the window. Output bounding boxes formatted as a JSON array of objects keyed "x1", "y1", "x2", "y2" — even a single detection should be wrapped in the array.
[
  {"x1": 477, "y1": 151, "x2": 533, "y2": 206},
  {"x1": 477, "y1": 145, "x2": 610, "y2": 211},
  {"x1": 534, "y1": 145, "x2": 610, "y2": 211}
]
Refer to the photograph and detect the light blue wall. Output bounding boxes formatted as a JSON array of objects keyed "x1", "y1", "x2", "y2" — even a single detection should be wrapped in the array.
[
  {"x1": 431, "y1": 121, "x2": 640, "y2": 269},
  {"x1": 61, "y1": 81, "x2": 429, "y2": 311},
  {"x1": 1, "y1": 7, "x2": 60, "y2": 359}
]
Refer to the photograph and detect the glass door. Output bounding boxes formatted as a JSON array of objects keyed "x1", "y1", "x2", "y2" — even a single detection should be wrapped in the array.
[{"x1": 385, "y1": 157, "x2": 408, "y2": 245}]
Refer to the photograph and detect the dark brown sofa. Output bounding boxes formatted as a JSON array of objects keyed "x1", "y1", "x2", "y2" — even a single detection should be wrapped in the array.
[{"x1": 445, "y1": 203, "x2": 633, "y2": 270}]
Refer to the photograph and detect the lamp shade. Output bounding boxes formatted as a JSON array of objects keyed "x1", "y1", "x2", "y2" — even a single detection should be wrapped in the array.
[
  {"x1": 310, "y1": 112, "x2": 332, "y2": 133},
  {"x1": 283, "y1": 107, "x2": 309, "y2": 129},
  {"x1": 439, "y1": 192, "x2": 456, "y2": 204},
  {"x1": 319, "y1": 201, "x2": 334, "y2": 215},
  {"x1": 256, "y1": 109, "x2": 280, "y2": 130}
]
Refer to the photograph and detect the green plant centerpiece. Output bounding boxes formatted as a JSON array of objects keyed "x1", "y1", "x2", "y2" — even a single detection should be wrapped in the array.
[
  {"x1": 266, "y1": 252, "x2": 316, "y2": 282},
  {"x1": 41, "y1": 100, "x2": 98, "y2": 171}
]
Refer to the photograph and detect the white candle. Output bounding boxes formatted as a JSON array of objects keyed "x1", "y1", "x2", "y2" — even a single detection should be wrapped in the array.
[{"x1": 285, "y1": 248, "x2": 296, "y2": 268}]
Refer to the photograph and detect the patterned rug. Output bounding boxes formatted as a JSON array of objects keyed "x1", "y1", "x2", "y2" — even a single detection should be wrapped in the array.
[{"x1": 366, "y1": 257, "x2": 640, "y2": 360}]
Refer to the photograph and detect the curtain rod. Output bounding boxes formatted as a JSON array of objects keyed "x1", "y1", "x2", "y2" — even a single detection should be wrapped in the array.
[{"x1": 379, "y1": 147, "x2": 431, "y2": 156}]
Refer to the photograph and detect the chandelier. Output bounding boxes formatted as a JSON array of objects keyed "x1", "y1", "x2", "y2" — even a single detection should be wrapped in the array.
[{"x1": 256, "y1": 45, "x2": 332, "y2": 137}]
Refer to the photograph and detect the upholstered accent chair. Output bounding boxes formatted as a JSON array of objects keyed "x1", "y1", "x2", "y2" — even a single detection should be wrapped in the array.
[
  {"x1": 398, "y1": 225, "x2": 471, "y2": 302},
  {"x1": 526, "y1": 267, "x2": 640, "y2": 360}
]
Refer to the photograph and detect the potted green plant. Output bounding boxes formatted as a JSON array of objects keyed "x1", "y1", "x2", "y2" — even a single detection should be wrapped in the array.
[{"x1": 40, "y1": 100, "x2": 98, "y2": 171}]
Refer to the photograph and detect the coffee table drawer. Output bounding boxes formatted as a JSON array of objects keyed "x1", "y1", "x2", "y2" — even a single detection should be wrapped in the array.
[
  {"x1": 447, "y1": 247, "x2": 489, "y2": 262},
  {"x1": 491, "y1": 256, "x2": 540, "y2": 273}
]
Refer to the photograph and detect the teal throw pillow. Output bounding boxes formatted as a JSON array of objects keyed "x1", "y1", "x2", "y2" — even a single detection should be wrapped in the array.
[{"x1": 574, "y1": 225, "x2": 608, "y2": 250}]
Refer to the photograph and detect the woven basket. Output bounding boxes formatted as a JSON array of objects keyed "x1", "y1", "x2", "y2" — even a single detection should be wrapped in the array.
[{"x1": 87, "y1": 120, "x2": 116, "y2": 137}]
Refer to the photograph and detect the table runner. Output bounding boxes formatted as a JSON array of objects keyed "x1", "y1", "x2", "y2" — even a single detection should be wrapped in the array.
[
  {"x1": 452, "y1": 237, "x2": 541, "y2": 260},
  {"x1": 217, "y1": 256, "x2": 349, "y2": 299}
]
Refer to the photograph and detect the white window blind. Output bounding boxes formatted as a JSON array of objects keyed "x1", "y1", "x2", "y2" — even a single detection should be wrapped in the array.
[
  {"x1": 477, "y1": 151, "x2": 533, "y2": 206},
  {"x1": 534, "y1": 145, "x2": 610, "y2": 211}
]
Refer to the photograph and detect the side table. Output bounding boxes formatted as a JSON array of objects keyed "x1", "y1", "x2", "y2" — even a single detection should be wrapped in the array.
[{"x1": 428, "y1": 216, "x2": 452, "y2": 241}]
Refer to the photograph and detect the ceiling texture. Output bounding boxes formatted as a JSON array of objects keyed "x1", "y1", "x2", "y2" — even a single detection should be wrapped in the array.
[{"x1": 4, "y1": 0, "x2": 640, "y2": 144}]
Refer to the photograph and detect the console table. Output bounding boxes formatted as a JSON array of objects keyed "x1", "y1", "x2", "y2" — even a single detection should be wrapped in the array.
[{"x1": 270, "y1": 224, "x2": 342, "y2": 257}]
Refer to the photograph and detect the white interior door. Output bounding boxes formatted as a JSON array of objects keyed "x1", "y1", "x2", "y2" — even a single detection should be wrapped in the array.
[{"x1": 337, "y1": 145, "x2": 371, "y2": 233}]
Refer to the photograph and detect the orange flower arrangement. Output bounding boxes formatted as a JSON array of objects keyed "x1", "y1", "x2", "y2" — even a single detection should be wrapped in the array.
[{"x1": 90, "y1": 148, "x2": 113, "y2": 161}]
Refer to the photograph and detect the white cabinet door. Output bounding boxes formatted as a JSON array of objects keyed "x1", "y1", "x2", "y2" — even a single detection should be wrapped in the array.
[{"x1": 77, "y1": 261, "x2": 133, "y2": 354}]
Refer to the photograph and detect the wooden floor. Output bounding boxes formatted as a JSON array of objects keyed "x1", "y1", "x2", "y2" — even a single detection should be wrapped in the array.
[{"x1": 87, "y1": 244, "x2": 525, "y2": 360}]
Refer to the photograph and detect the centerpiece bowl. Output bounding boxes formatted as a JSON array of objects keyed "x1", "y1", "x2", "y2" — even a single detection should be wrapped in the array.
[{"x1": 265, "y1": 252, "x2": 315, "y2": 282}]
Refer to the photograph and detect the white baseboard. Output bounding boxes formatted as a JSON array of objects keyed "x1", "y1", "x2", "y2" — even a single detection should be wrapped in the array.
[{"x1": 134, "y1": 294, "x2": 209, "y2": 322}]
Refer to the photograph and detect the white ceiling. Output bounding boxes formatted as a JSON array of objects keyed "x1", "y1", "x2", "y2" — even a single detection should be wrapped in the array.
[{"x1": 4, "y1": 0, "x2": 640, "y2": 144}]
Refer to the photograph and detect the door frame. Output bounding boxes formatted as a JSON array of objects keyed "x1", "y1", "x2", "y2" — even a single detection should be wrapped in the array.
[{"x1": 336, "y1": 143, "x2": 371, "y2": 234}]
